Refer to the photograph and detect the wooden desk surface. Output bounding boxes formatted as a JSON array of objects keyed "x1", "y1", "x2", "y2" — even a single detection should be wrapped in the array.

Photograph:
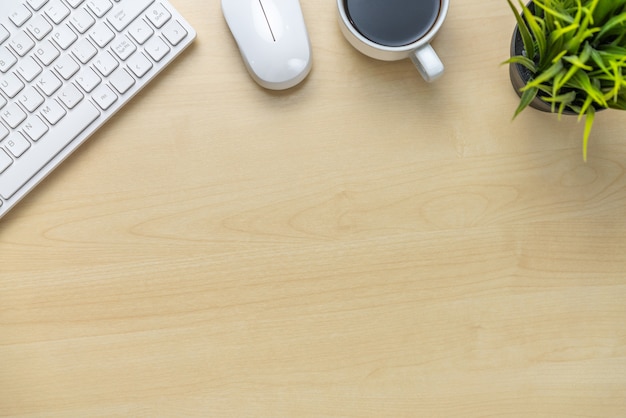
[{"x1": 2, "y1": 1, "x2": 626, "y2": 416}]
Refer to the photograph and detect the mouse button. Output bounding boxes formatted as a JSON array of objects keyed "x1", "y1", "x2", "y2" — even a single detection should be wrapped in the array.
[
  {"x1": 222, "y1": 0, "x2": 274, "y2": 44},
  {"x1": 258, "y1": 0, "x2": 286, "y2": 41},
  {"x1": 250, "y1": 0, "x2": 275, "y2": 43}
]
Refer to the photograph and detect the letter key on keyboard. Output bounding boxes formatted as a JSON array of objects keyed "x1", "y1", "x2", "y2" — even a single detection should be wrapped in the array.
[{"x1": 0, "y1": 0, "x2": 196, "y2": 218}]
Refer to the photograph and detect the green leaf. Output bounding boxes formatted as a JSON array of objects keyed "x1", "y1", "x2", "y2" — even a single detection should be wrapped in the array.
[
  {"x1": 544, "y1": 90, "x2": 577, "y2": 113},
  {"x1": 582, "y1": 107, "x2": 595, "y2": 162},
  {"x1": 563, "y1": 55, "x2": 593, "y2": 71},
  {"x1": 568, "y1": 71, "x2": 608, "y2": 107},
  {"x1": 507, "y1": 0, "x2": 536, "y2": 60},
  {"x1": 533, "y1": 0, "x2": 574, "y2": 24},
  {"x1": 522, "y1": 60, "x2": 564, "y2": 90},
  {"x1": 522, "y1": 3, "x2": 547, "y2": 61},
  {"x1": 513, "y1": 86, "x2": 539, "y2": 119},
  {"x1": 590, "y1": 48, "x2": 611, "y2": 76},
  {"x1": 597, "y1": 12, "x2": 626, "y2": 41},
  {"x1": 503, "y1": 56, "x2": 538, "y2": 72}
]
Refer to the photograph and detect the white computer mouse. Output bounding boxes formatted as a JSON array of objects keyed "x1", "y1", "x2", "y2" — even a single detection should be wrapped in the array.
[{"x1": 222, "y1": 0, "x2": 313, "y2": 90}]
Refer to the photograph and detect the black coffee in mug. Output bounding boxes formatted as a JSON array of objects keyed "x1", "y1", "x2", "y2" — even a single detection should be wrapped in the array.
[{"x1": 344, "y1": 0, "x2": 441, "y2": 47}]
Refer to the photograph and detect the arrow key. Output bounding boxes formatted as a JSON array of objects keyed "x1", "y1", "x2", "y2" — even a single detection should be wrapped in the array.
[
  {"x1": 162, "y1": 20, "x2": 187, "y2": 46},
  {"x1": 144, "y1": 37, "x2": 169, "y2": 62},
  {"x1": 128, "y1": 18, "x2": 154, "y2": 45}
]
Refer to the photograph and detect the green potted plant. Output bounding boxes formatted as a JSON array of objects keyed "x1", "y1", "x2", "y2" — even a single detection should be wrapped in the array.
[{"x1": 505, "y1": 0, "x2": 626, "y2": 161}]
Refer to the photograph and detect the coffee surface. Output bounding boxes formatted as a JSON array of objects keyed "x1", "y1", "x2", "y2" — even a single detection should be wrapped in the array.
[{"x1": 345, "y1": 0, "x2": 440, "y2": 47}]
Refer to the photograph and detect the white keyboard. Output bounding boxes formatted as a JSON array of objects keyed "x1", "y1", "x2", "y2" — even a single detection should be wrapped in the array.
[{"x1": 0, "y1": 0, "x2": 196, "y2": 219}]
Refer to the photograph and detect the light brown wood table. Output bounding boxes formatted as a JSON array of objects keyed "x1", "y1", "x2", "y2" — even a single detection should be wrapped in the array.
[{"x1": 1, "y1": 1, "x2": 625, "y2": 416}]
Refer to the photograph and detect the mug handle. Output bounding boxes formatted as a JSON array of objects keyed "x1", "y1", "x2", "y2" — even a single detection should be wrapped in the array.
[{"x1": 410, "y1": 44, "x2": 444, "y2": 82}]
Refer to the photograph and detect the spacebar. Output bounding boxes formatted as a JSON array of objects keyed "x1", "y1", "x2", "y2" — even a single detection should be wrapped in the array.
[{"x1": 0, "y1": 101, "x2": 100, "y2": 200}]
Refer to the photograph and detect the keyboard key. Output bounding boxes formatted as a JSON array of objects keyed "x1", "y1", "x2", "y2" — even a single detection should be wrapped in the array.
[
  {"x1": 86, "y1": 0, "x2": 113, "y2": 18},
  {"x1": 2, "y1": 103, "x2": 27, "y2": 128},
  {"x1": 93, "y1": 50, "x2": 118, "y2": 76},
  {"x1": 16, "y1": 56, "x2": 43, "y2": 82},
  {"x1": 126, "y1": 52, "x2": 152, "y2": 77},
  {"x1": 107, "y1": 0, "x2": 154, "y2": 32},
  {"x1": 59, "y1": 83, "x2": 84, "y2": 109},
  {"x1": 40, "y1": 99, "x2": 66, "y2": 125},
  {"x1": 144, "y1": 37, "x2": 170, "y2": 62},
  {"x1": 112, "y1": 36, "x2": 137, "y2": 61},
  {"x1": 162, "y1": 21, "x2": 188, "y2": 46},
  {"x1": 72, "y1": 38, "x2": 97, "y2": 64},
  {"x1": 3, "y1": 134, "x2": 31, "y2": 158},
  {"x1": 52, "y1": 24, "x2": 78, "y2": 50},
  {"x1": 9, "y1": 31, "x2": 36, "y2": 57},
  {"x1": 0, "y1": 101, "x2": 100, "y2": 200},
  {"x1": 0, "y1": 150, "x2": 12, "y2": 174},
  {"x1": 92, "y1": 85, "x2": 117, "y2": 110},
  {"x1": 67, "y1": 0, "x2": 87, "y2": 7},
  {"x1": 109, "y1": 68, "x2": 135, "y2": 94},
  {"x1": 26, "y1": 14, "x2": 54, "y2": 40},
  {"x1": 54, "y1": 54, "x2": 80, "y2": 79},
  {"x1": 9, "y1": 5, "x2": 33, "y2": 27},
  {"x1": 146, "y1": 4, "x2": 171, "y2": 28},
  {"x1": 89, "y1": 22, "x2": 115, "y2": 47},
  {"x1": 128, "y1": 18, "x2": 154, "y2": 45},
  {"x1": 75, "y1": 67, "x2": 102, "y2": 93},
  {"x1": 69, "y1": 8, "x2": 96, "y2": 34},
  {"x1": 0, "y1": 124, "x2": 9, "y2": 140},
  {"x1": 44, "y1": 0, "x2": 71, "y2": 25},
  {"x1": 37, "y1": 70, "x2": 63, "y2": 96},
  {"x1": 34, "y1": 40, "x2": 61, "y2": 66},
  {"x1": 0, "y1": 25, "x2": 9, "y2": 43},
  {"x1": 19, "y1": 86, "x2": 45, "y2": 112},
  {"x1": 27, "y1": 0, "x2": 50, "y2": 10},
  {"x1": 0, "y1": 47, "x2": 18, "y2": 73},
  {"x1": 22, "y1": 116, "x2": 49, "y2": 141},
  {"x1": 0, "y1": 73, "x2": 25, "y2": 99}
]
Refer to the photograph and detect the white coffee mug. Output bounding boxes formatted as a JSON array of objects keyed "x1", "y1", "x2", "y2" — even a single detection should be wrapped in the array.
[{"x1": 337, "y1": 0, "x2": 449, "y2": 82}]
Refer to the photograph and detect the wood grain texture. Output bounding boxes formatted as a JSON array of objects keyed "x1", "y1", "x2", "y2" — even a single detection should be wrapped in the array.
[{"x1": 1, "y1": 0, "x2": 626, "y2": 417}]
